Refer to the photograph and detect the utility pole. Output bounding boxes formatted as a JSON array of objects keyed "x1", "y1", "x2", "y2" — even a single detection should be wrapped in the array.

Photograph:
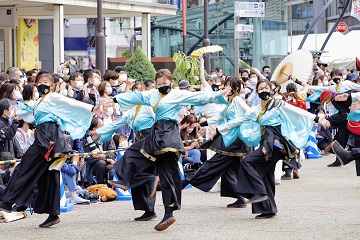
[
  {"x1": 203, "y1": 0, "x2": 210, "y2": 73},
  {"x1": 96, "y1": 0, "x2": 106, "y2": 75}
]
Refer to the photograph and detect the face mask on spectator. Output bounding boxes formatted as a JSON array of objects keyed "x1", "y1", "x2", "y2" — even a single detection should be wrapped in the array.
[
  {"x1": 94, "y1": 78, "x2": 101, "y2": 87},
  {"x1": 107, "y1": 107, "x2": 114, "y2": 116},
  {"x1": 76, "y1": 81, "x2": 84, "y2": 90},
  {"x1": 119, "y1": 74, "x2": 127, "y2": 81},
  {"x1": 250, "y1": 77, "x2": 258, "y2": 85},
  {"x1": 5, "y1": 109, "x2": 14, "y2": 119},
  {"x1": 240, "y1": 93, "x2": 246, "y2": 100},
  {"x1": 211, "y1": 84, "x2": 220, "y2": 92},
  {"x1": 14, "y1": 90, "x2": 23, "y2": 101},
  {"x1": 113, "y1": 80, "x2": 119, "y2": 86},
  {"x1": 105, "y1": 87, "x2": 113, "y2": 95},
  {"x1": 61, "y1": 89, "x2": 68, "y2": 97},
  {"x1": 19, "y1": 75, "x2": 27, "y2": 84},
  {"x1": 63, "y1": 69, "x2": 69, "y2": 76},
  {"x1": 186, "y1": 127, "x2": 194, "y2": 133},
  {"x1": 318, "y1": 113, "x2": 325, "y2": 118},
  {"x1": 323, "y1": 80, "x2": 329, "y2": 86},
  {"x1": 0, "y1": 169, "x2": 5, "y2": 174},
  {"x1": 34, "y1": 92, "x2": 40, "y2": 100}
]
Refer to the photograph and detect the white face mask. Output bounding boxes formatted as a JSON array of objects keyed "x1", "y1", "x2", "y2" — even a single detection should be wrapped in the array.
[
  {"x1": 239, "y1": 93, "x2": 246, "y2": 100},
  {"x1": 76, "y1": 81, "x2": 84, "y2": 90},
  {"x1": 186, "y1": 128, "x2": 194, "y2": 133},
  {"x1": 107, "y1": 107, "x2": 114, "y2": 116},
  {"x1": 14, "y1": 90, "x2": 23, "y2": 101},
  {"x1": 94, "y1": 78, "x2": 101, "y2": 87},
  {"x1": 19, "y1": 76, "x2": 27, "y2": 84},
  {"x1": 63, "y1": 69, "x2": 69, "y2": 76},
  {"x1": 343, "y1": 75, "x2": 347, "y2": 79},
  {"x1": 119, "y1": 74, "x2": 127, "y2": 81},
  {"x1": 105, "y1": 87, "x2": 113, "y2": 95},
  {"x1": 113, "y1": 80, "x2": 119, "y2": 86},
  {"x1": 0, "y1": 168, "x2": 5, "y2": 174},
  {"x1": 318, "y1": 113, "x2": 325, "y2": 118},
  {"x1": 6, "y1": 109, "x2": 14, "y2": 119},
  {"x1": 61, "y1": 89, "x2": 68, "y2": 97},
  {"x1": 250, "y1": 77, "x2": 258, "y2": 85},
  {"x1": 323, "y1": 80, "x2": 329, "y2": 86},
  {"x1": 34, "y1": 92, "x2": 40, "y2": 100}
]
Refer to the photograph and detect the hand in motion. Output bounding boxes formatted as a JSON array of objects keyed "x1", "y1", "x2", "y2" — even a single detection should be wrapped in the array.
[
  {"x1": 220, "y1": 85, "x2": 232, "y2": 97},
  {"x1": 318, "y1": 115, "x2": 330, "y2": 129},
  {"x1": 349, "y1": 97, "x2": 360, "y2": 112},
  {"x1": 92, "y1": 105, "x2": 103, "y2": 117}
]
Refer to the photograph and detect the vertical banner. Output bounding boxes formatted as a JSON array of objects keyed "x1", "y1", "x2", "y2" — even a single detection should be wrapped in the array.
[
  {"x1": 17, "y1": 18, "x2": 39, "y2": 70},
  {"x1": 351, "y1": 0, "x2": 360, "y2": 21}
]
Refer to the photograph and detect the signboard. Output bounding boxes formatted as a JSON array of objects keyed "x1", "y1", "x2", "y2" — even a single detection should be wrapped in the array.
[
  {"x1": 236, "y1": 24, "x2": 254, "y2": 32},
  {"x1": 235, "y1": 31, "x2": 251, "y2": 39},
  {"x1": 336, "y1": 20, "x2": 349, "y2": 35},
  {"x1": 17, "y1": 19, "x2": 39, "y2": 70},
  {"x1": 351, "y1": 0, "x2": 360, "y2": 21},
  {"x1": 234, "y1": 1, "x2": 265, "y2": 18},
  {"x1": 0, "y1": 8, "x2": 15, "y2": 28}
]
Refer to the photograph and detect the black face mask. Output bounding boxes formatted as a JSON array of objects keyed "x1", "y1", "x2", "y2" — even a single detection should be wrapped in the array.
[
  {"x1": 37, "y1": 84, "x2": 51, "y2": 95},
  {"x1": 259, "y1": 91, "x2": 271, "y2": 101},
  {"x1": 158, "y1": 84, "x2": 171, "y2": 95},
  {"x1": 211, "y1": 84, "x2": 220, "y2": 92},
  {"x1": 333, "y1": 78, "x2": 341, "y2": 84}
]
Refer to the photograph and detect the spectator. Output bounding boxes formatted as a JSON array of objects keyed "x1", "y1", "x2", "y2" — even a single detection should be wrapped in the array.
[
  {"x1": 15, "y1": 119, "x2": 35, "y2": 155},
  {"x1": 83, "y1": 69, "x2": 101, "y2": 105},
  {"x1": 83, "y1": 117, "x2": 116, "y2": 185},
  {"x1": 0, "y1": 72, "x2": 9, "y2": 87},
  {"x1": 180, "y1": 114, "x2": 202, "y2": 165},
  {"x1": 178, "y1": 80, "x2": 194, "y2": 92},
  {"x1": 103, "y1": 70, "x2": 120, "y2": 96},
  {"x1": 0, "y1": 98, "x2": 22, "y2": 158},
  {"x1": 61, "y1": 155, "x2": 90, "y2": 204},
  {"x1": 143, "y1": 80, "x2": 155, "y2": 90},
  {"x1": 0, "y1": 152, "x2": 14, "y2": 197}
]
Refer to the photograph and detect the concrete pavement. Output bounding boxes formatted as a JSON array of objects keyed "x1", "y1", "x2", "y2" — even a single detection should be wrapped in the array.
[{"x1": 1, "y1": 154, "x2": 360, "y2": 240}]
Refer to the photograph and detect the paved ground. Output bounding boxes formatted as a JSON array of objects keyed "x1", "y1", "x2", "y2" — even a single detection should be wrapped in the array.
[{"x1": 2, "y1": 154, "x2": 360, "y2": 240}]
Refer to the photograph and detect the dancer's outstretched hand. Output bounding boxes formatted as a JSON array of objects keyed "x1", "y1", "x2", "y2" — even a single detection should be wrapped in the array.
[
  {"x1": 349, "y1": 97, "x2": 360, "y2": 112},
  {"x1": 318, "y1": 115, "x2": 330, "y2": 129},
  {"x1": 92, "y1": 105, "x2": 103, "y2": 117},
  {"x1": 220, "y1": 85, "x2": 231, "y2": 97}
]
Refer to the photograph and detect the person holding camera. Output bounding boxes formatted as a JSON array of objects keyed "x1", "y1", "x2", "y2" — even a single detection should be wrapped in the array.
[{"x1": 0, "y1": 98, "x2": 22, "y2": 158}]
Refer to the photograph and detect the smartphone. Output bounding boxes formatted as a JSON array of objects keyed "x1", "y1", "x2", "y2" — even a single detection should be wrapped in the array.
[{"x1": 88, "y1": 83, "x2": 94, "y2": 88}]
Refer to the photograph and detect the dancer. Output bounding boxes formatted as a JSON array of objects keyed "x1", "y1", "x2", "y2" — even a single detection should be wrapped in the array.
[
  {"x1": 307, "y1": 69, "x2": 360, "y2": 167},
  {"x1": 0, "y1": 73, "x2": 102, "y2": 227},
  {"x1": 209, "y1": 79, "x2": 316, "y2": 219},
  {"x1": 324, "y1": 91, "x2": 360, "y2": 166},
  {"x1": 183, "y1": 76, "x2": 253, "y2": 208},
  {"x1": 108, "y1": 69, "x2": 230, "y2": 231},
  {"x1": 95, "y1": 94, "x2": 157, "y2": 221}
]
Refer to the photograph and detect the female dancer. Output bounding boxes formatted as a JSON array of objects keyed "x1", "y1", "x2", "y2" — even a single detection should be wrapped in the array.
[
  {"x1": 210, "y1": 79, "x2": 316, "y2": 219},
  {"x1": 95, "y1": 86, "x2": 157, "y2": 221},
  {"x1": 0, "y1": 73, "x2": 102, "y2": 227},
  {"x1": 108, "y1": 69, "x2": 230, "y2": 231},
  {"x1": 183, "y1": 77, "x2": 253, "y2": 208}
]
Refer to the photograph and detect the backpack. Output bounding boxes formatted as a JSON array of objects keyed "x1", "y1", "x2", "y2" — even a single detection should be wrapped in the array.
[{"x1": 86, "y1": 184, "x2": 118, "y2": 202}]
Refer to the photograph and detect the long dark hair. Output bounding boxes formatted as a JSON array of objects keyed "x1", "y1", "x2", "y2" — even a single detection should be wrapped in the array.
[
  {"x1": 180, "y1": 114, "x2": 198, "y2": 145},
  {"x1": 224, "y1": 76, "x2": 243, "y2": 95}
]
